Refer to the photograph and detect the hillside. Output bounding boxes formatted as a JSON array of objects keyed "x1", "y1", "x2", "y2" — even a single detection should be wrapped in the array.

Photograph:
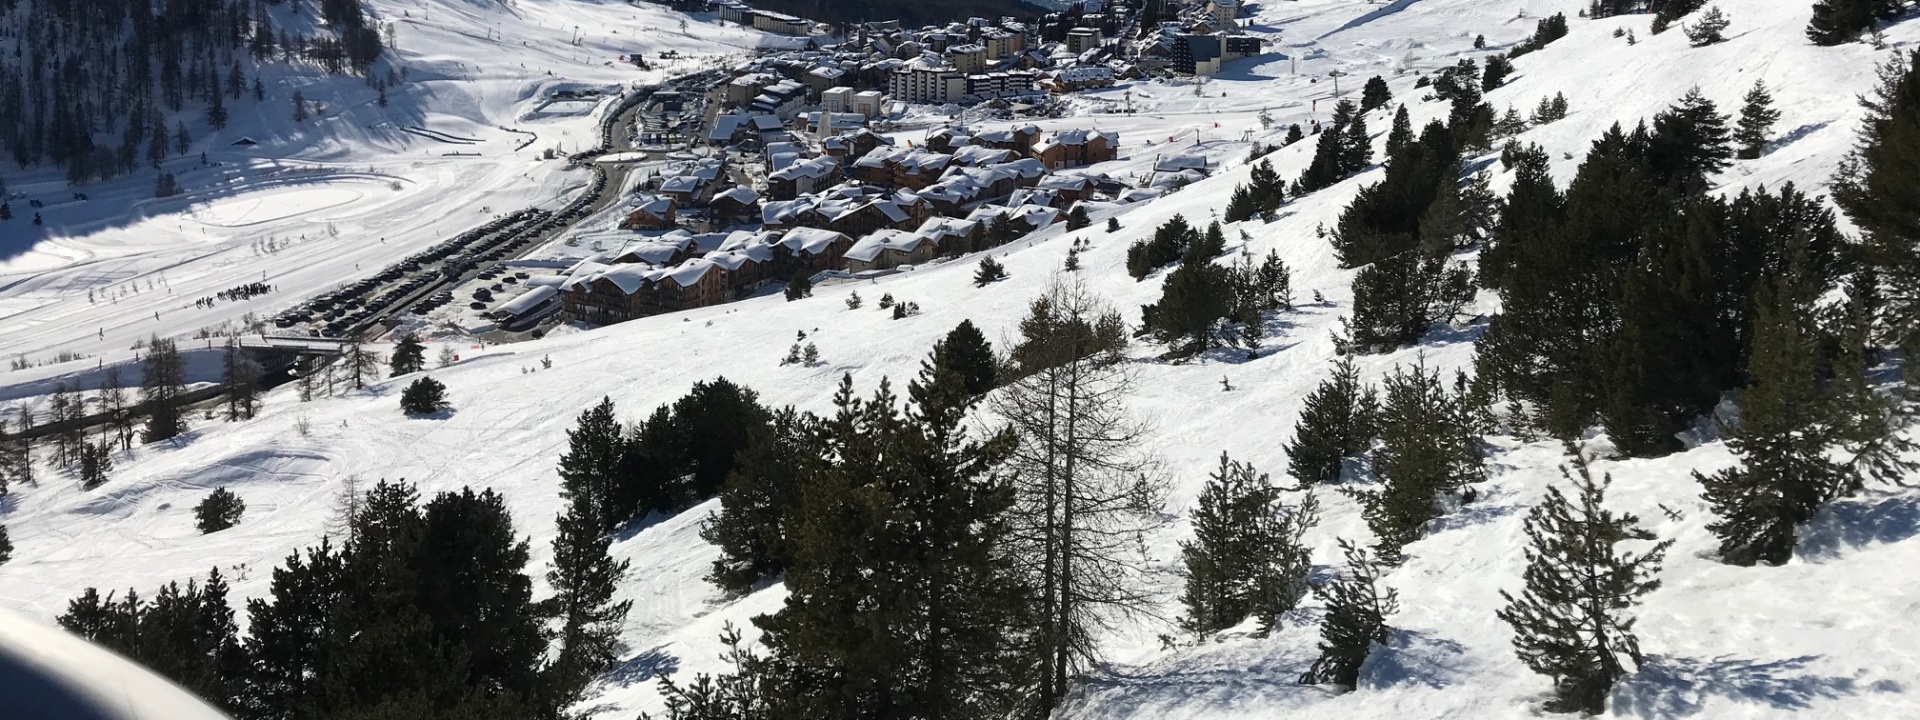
[{"x1": 2, "y1": 0, "x2": 1919, "y2": 718}]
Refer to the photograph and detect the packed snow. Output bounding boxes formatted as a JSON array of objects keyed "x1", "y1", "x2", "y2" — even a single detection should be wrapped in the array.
[{"x1": 3, "y1": 0, "x2": 1919, "y2": 719}]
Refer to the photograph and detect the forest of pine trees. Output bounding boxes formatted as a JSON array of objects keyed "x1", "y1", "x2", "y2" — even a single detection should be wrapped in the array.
[
  {"x1": 60, "y1": 479, "x2": 626, "y2": 720},
  {"x1": 0, "y1": 0, "x2": 385, "y2": 185}
]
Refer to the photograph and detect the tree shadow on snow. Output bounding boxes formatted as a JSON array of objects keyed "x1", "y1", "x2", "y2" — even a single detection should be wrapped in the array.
[
  {"x1": 1360, "y1": 629, "x2": 1471, "y2": 690},
  {"x1": 1613, "y1": 654, "x2": 1881, "y2": 717},
  {"x1": 1420, "y1": 315, "x2": 1489, "y2": 349},
  {"x1": 1796, "y1": 491, "x2": 1920, "y2": 562},
  {"x1": 1763, "y1": 121, "x2": 1830, "y2": 157},
  {"x1": 601, "y1": 645, "x2": 680, "y2": 688}
]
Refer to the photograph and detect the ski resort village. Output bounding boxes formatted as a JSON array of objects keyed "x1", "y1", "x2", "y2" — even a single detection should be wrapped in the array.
[{"x1": 4, "y1": 0, "x2": 1920, "y2": 719}]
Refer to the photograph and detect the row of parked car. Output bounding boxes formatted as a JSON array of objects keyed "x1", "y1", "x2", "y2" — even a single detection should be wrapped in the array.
[{"x1": 271, "y1": 208, "x2": 552, "y2": 336}]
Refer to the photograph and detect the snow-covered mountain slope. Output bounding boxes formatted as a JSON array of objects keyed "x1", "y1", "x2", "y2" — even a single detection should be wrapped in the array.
[
  {"x1": 4, "y1": 0, "x2": 1919, "y2": 718},
  {"x1": 0, "y1": 0, "x2": 763, "y2": 374}
]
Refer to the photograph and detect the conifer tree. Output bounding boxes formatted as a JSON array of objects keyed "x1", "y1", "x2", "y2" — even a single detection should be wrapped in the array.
[
  {"x1": 1065, "y1": 204, "x2": 1090, "y2": 230},
  {"x1": 78, "y1": 440, "x2": 113, "y2": 490},
  {"x1": 221, "y1": 338, "x2": 258, "y2": 422},
  {"x1": 343, "y1": 341, "x2": 380, "y2": 389},
  {"x1": 1807, "y1": 0, "x2": 1891, "y2": 46},
  {"x1": 993, "y1": 279, "x2": 1160, "y2": 712},
  {"x1": 931, "y1": 320, "x2": 997, "y2": 397},
  {"x1": 1684, "y1": 5, "x2": 1730, "y2": 46},
  {"x1": 389, "y1": 334, "x2": 427, "y2": 376},
  {"x1": 1107, "y1": 216, "x2": 1122, "y2": 233},
  {"x1": 1649, "y1": 88, "x2": 1733, "y2": 193},
  {"x1": 1498, "y1": 460, "x2": 1671, "y2": 714},
  {"x1": 1286, "y1": 357, "x2": 1380, "y2": 486},
  {"x1": 546, "y1": 484, "x2": 633, "y2": 706},
  {"x1": 1142, "y1": 255, "x2": 1234, "y2": 356},
  {"x1": 1834, "y1": 49, "x2": 1920, "y2": 348},
  {"x1": 0, "y1": 524, "x2": 11, "y2": 564},
  {"x1": 195, "y1": 488, "x2": 246, "y2": 533},
  {"x1": 559, "y1": 397, "x2": 626, "y2": 531},
  {"x1": 703, "y1": 407, "x2": 811, "y2": 594},
  {"x1": 1385, "y1": 105, "x2": 1413, "y2": 158},
  {"x1": 975, "y1": 256, "x2": 1008, "y2": 286},
  {"x1": 1696, "y1": 278, "x2": 1841, "y2": 566},
  {"x1": 1286, "y1": 123, "x2": 1305, "y2": 146},
  {"x1": 1482, "y1": 56, "x2": 1513, "y2": 91},
  {"x1": 784, "y1": 269, "x2": 813, "y2": 300},
  {"x1": 1360, "y1": 75, "x2": 1392, "y2": 113},
  {"x1": 399, "y1": 376, "x2": 448, "y2": 415},
  {"x1": 140, "y1": 335, "x2": 187, "y2": 443},
  {"x1": 751, "y1": 368, "x2": 1029, "y2": 719},
  {"x1": 1346, "y1": 362, "x2": 1484, "y2": 560},
  {"x1": 1341, "y1": 112, "x2": 1374, "y2": 174},
  {"x1": 1181, "y1": 454, "x2": 1318, "y2": 636},
  {"x1": 1734, "y1": 81, "x2": 1779, "y2": 160},
  {"x1": 1300, "y1": 539, "x2": 1398, "y2": 689}
]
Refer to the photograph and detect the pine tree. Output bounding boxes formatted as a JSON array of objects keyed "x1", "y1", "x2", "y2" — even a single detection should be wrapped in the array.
[
  {"x1": 1299, "y1": 539, "x2": 1399, "y2": 689},
  {"x1": 1695, "y1": 278, "x2": 1842, "y2": 566},
  {"x1": 140, "y1": 335, "x2": 187, "y2": 443},
  {"x1": 1286, "y1": 123, "x2": 1305, "y2": 146},
  {"x1": 1286, "y1": 357, "x2": 1380, "y2": 486},
  {"x1": 1180, "y1": 454, "x2": 1318, "y2": 636},
  {"x1": 802, "y1": 342, "x2": 820, "y2": 365},
  {"x1": 545, "y1": 484, "x2": 633, "y2": 706},
  {"x1": 1650, "y1": 88, "x2": 1733, "y2": 192},
  {"x1": 975, "y1": 256, "x2": 1008, "y2": 286},
  {"x1": 1497, "y1": 460, "x2": 1672, "y2": 715},
  {"x1": 195, "y1": 487, "x2": 246, "y2": 533},
  {"x1": 559, "y1": 397, "x2": 626, "y2": 531},
  {"x1": 1107, "y1": 216, "x2": 1122, "y2": 233},
  {"x1": 1065, "y1": 204, "x2": 1090, "y2": 230},
  {"x1": 751, "y1": 369, "x2": 1029, "y2": 719},
  {"x1": 1385, "y1": 105, "x2": 1413, "y2": 158},
  {"x1": 1732, "y1": 81, "x2": 1779, "y2": 160},
  {"x1": 78, "y1": 440, "x2": 113, "y2": 490},
  {"x1": 1684, "y1": 6, "x2": 1730, "y2": 46},
  {"x1": 1340, "y1": 110, "x2": 1374, "y2": 175},
  {"x1": 390, "y1": 334, "x2": 427, "y2": 376},
  {"x1": 1142, "y1": 255, "x2": 1234, "y2": 356},
  {"x1": 784, "y1": 269, "x2": 813, "y2": 300},
  {"x1": 0, "y1": 524, "x2": 11, "y2": 564},
  {"x1": 292, "y1": 90, "x2": 308, "y2": 121},
  {"x1": 1360, "y1": 75, "x2": 1392, "y2": 113},
  {"x1": 931, "y1": 320, "x2": 997, "y2": 397},
  {"x1": 399, "y1": 376, "x2": 448, "y2": 415},
  {"x1": 1482, "y1": 55, "x2": 1513, "y2": 91},
  {"x1": 1807, "y1": 0, "x2": 1885, "y2": 46},
  {"x1": 702, "y1": 408, "x2": 811, "y2": 594},
  {"x1": 1834, "y1": 50, "x2": 1920, "y2": 348},
  {"x1": 221, "y1": 338, "x2": 258, "y2": 422},
  {"x1": 1345, "y1": 361, "x2": 1484, "y2": 561}
]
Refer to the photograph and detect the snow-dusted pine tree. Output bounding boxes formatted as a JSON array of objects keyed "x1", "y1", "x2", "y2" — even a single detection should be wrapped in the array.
[{"x1": 1496, "y1": 459, "x2": 1672, "y2": 714}]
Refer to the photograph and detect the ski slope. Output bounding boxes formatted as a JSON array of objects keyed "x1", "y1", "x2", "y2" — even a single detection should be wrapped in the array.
[
  {"x1": 0, "y1": 0, "x2": 765, "y2": 379},
  {"x1": 4, "y1": 0, "x2": 1919, "y2": 718}
]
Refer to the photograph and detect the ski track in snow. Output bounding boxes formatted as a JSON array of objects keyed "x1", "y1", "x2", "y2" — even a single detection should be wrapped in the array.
[{"x1": 3, "y1": 0, "x2": 1919, "y2": 718}]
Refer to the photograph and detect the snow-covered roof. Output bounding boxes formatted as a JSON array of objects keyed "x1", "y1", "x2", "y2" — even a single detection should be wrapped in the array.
[
  {"x1": 845, "y1": 229, "x2": 932, "y2": 262},
  {"x1": 715, "y1": 186, "x2": 761, "y2": 206},
  {"x1": 778, "y1": 228, "x2": 850, "y2": 254},
  {"x1": 495, "y1": 286, "x2": 559, "y2": 316},
  {"x1": 770, "y1": 155, "x2": 840, "y2": 181}
]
